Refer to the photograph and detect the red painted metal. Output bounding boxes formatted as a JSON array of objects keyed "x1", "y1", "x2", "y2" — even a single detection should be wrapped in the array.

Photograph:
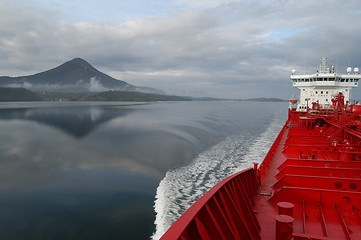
[
  {"x1": 160, "y1": 168, "x2": 260, "y2": 240},
  {"x1": 275, "y1": 214, "x2": 294, "y2": 240},
  {"x1": 277, "y1": 202, "x2": 294, "y2": 217},
  {"x1": 160, "y1": 94, "x2": 361, "y2": 239}
]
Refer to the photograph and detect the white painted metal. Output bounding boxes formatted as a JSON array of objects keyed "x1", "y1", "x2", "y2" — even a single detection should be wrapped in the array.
[{"x1": 290, "y1": 57, "x2": 361, "y2": 111}]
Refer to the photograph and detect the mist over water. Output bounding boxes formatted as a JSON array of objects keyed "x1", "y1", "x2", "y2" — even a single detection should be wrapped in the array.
[{"x1": 0, "y1": 101, "x2": 286, "y2": 240}]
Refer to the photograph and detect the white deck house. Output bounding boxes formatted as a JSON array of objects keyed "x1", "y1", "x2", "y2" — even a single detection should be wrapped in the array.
[{"x1": 290, "y1": 57, "x2": 360, "y2": 111}]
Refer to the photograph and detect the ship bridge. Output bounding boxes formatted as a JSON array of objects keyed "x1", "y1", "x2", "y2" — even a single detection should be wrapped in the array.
[{"x1": 290, "y1": 57, "x2": 360, "y2": 111}]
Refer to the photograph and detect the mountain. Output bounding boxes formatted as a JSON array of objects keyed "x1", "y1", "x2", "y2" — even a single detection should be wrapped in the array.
[
  {"x1": 0, "y1": 58, "x2": 164, "y2": 94},
  {"x1": 80, "y1": 90, "x2": 191, "y2": 101}
]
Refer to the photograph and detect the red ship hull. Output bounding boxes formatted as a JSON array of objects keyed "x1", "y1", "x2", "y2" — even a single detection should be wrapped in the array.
[{"x1": 160, "y1": 100, "x2": 361, "y2": 240}]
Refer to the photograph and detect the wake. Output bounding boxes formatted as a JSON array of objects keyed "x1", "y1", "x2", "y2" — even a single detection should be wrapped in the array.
[{"x1": 152, "y1": 116, "x2": 284, "y2": 239}]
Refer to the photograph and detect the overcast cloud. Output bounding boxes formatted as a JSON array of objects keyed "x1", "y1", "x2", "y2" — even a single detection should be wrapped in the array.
[{"x1": 1, "y1": 0, "x2": 361, "y2": 98}]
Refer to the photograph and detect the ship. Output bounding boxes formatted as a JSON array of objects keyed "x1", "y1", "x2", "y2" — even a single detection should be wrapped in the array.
[{"x1": 160, "y1": 57, "x2": 361, "y2": 240}]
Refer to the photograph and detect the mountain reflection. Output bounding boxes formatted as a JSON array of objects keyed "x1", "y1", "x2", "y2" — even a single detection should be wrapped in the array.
[
  {"x1": 0, "y1": 106, "x2": 133, "y2": 138},
  {"x1": 0, "y1": 102, "x2": 212, "y2": 186},
  {"x1": 0, "y1": 101, "x2": 287, "y2": 239}
]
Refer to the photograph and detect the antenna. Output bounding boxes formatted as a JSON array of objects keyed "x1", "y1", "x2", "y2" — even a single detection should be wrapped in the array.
[
  {"x1": 303, "y1": 55, "x2": 307, "y2": 74},
  {"x1": 319, "y1": 57, "x2": 328, "y2": 74}
]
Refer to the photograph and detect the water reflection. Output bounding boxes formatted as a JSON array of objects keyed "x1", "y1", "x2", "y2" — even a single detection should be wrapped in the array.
[
  {"x1": 0, "y1": 106, "x2": 133, "y2": 138},
  {"x1": 0, "y1": 105, "x2": 205, "y2": 184},
  {"x1": 0, "y1": 170, "x2": 157, "y2": 240},
  {"x1": 0, "y1": 101, "x2": 287, "y2": 239},
  {"x1": 0, "y1": 102, "x2": 167, "y2": 239},
  {"x1": 0, "y1": 101, "x2": 286, "y2": 188}
]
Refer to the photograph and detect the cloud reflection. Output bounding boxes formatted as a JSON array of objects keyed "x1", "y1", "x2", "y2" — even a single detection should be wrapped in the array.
[
  {"x1": 0, "y1": 102, "x2": 227, "y2": 191},
  {"x1": 0, "y1": 101, "x2": 287, "y2": 239},
  {"x1": 0, "y1": 101, "x2": 286, "y2": 189}
]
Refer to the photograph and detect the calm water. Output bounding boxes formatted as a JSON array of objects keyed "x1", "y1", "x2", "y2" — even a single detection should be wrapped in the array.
[{"x1": 0, "y1": 101, "x2": 287, "y2": 240}]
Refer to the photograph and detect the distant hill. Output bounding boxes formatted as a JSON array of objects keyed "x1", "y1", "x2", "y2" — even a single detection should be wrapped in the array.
[
  {"x1": 0, "y1": 58, "x2": 164, "y2": 94},
  {"x1": 0, "y1": 87, "x2": 42, "y2": 101},
  {"x1": 80, "y1": 90, "x2": 191, "y2": 102},
  {"x1": 243, "y1": 97, "x2": 286, "y2": 102},
  {"x1": 0, "y1": 86, "x2": 285, "y2": 102},
  {"x1": 0, "y1": 87, "x2": 190, "y2": 102},
  {"x1": 189, "y1": 97, "x2": 227, "y2": 101}
]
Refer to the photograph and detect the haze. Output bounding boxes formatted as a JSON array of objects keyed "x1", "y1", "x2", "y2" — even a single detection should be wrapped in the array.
[{"x1": 1, "y1": 0, "x2": 361, "y2": 99}]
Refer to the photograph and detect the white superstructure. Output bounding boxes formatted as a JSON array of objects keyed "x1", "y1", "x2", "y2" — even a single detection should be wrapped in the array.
[{"x1": 290, "y1": 57, "x2": 360, "y2": 111}]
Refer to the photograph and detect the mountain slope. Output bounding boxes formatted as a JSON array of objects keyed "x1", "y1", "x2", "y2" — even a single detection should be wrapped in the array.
[
  {"x1": 81, "y1": 90, "x2": 191, "y2": 101},
  {"x1": 0, "y1": 87, "x2": 42, "y2": 101},
  {"x1": 0, "y1": 58, "x2": 164, "y2": 94}
]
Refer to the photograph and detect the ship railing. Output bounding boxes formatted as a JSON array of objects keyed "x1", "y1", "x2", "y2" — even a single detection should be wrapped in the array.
[
  {"x1": 323, "y1": 114, "x2": 361, "y2": 147},
  {"x1": 159, "y1": 168, "x2": 261, "y2": 240},
  {"x1": 346, "y1": 125, "x2": 361, "y2": 141},
  {"x1": 258, "y1": 121, "x2": 289, "y2": 183}
]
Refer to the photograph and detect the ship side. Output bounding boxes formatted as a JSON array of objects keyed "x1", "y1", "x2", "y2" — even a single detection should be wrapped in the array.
[{"x1": 160, "y1": 58, "x2": 361, "y2": 240}]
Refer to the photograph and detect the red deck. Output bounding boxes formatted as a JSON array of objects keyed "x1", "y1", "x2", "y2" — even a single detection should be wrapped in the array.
[
  {"x1": 256, "y1": 108, "x2": 361, "y2": 240},
  {"x1": 160, "y1": 97, "x2": 361, "y2": 240}
]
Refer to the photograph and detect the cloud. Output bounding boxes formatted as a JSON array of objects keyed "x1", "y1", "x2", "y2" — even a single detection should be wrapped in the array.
[
  {"x1": 4, "y1": 78, "x2": 108, "y2": 92},
  {"x1": 1, "y1": 0, "x2": 361, "y2": 98},
  {"x1": 87, "y1": 77, "x2": 107, "y2": 92}
]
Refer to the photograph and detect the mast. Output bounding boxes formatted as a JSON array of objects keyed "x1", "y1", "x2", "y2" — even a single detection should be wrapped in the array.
[{"x1": 290, "y1": 58, "x2": 360, "y2": 111}]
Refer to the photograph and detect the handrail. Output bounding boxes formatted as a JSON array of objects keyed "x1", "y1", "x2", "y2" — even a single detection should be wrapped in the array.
[
  {"x1": 160, "y1": 168, "x2": 260, "y2": 240},
  {"x1": 258, "y1": 122, "x2": 288, "y2": 183}
]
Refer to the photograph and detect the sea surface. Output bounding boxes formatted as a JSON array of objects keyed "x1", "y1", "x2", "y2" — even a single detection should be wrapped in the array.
[{"x1": 0, "y1": 101, "x2": 287, "y2": 240}]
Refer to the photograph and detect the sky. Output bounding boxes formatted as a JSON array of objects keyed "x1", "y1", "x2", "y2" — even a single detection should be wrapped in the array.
[{"x1": 1, "y1": 0, "x2": 361, "y2": 99}]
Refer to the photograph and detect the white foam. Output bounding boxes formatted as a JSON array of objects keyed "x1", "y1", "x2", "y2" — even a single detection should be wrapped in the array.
[
  {"x1": 235, "y1": 115, "x2": 285, "y2": 171},
  {"x1": 151, "y1": 115, "x2": 285, "y2": 239}
]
